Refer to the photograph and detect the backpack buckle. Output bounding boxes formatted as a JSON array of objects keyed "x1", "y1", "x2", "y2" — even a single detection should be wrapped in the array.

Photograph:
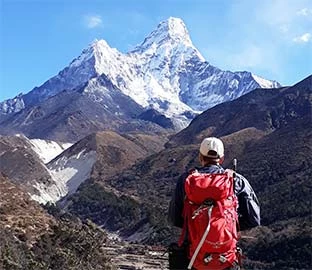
[
  {"x1": 203, "y1": 254, "x2": 213, "y2": 264},
  {"x1": 203, "y1": 199, "x2": 215, "y2": 206},
  {"x1": 219, "y1": 255, "x2": 227, "y2": 263}
]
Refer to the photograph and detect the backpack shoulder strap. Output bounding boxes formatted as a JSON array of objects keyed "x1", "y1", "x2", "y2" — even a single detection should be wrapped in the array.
[
  {"x1": 225, "y1": 169, "x2": 235, "y2": 178},
  {"x1": 188, "y1": 168, "x2": 198, "y2": 175},
  {"x1": 224, "y1": 169, "x2": 236, "y2": 195}
]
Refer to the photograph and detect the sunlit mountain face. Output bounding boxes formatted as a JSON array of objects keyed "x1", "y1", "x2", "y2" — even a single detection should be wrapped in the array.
[{"x1": 0, "y1": 17, "x2": 280, "y2": 138}]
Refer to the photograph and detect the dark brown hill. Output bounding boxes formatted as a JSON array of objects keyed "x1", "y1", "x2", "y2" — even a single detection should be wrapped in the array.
[
  {"x1": 236, "y1": 117, "x2": 312, "y2": 225},
  {"x1": 92, "y1": 131, "x2": 168, "y2": 179}
]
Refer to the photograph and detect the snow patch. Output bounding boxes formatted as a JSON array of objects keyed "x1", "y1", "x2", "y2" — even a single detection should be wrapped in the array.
[
  {"x1": 252, "y1": 74, "x2": 278, "y2": 88},
  {"x1": 31, "y1": 149, "x2": 96, "y2": 204},
  {"x1": 30, "y1": 138, "x2": 72, "y2": 163}
]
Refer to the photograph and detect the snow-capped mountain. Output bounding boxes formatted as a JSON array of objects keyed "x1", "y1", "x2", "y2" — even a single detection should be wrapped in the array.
[{"x1": 0, "y1": 17, "x2": 280, "y2": 129}]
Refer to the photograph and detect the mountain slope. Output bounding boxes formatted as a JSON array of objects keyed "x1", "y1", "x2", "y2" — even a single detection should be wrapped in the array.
[
  {"x1": 0, "y1": 173, "x2": 115, "y2": 270},
  {"x1": 0, "y1": 134, "x2": 54, "y2": 195},
  {"x1": 0, "y1": 172, "x2": 55, "y2": 243},
  {"x1": 29, "y1": 138, "x2": 72, "y2": 163}
]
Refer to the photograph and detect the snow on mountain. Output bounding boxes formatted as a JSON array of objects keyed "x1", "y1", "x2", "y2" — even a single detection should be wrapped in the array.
[
  {"x1": 0, "y1": 17, "x2": 281, "y2": 129},
  {"x1": 83, "y1": 18, "x2": 203, "y2": 121},
  {"x1": 125, "y1": 17, "x2": 205, "y2": 118},
  {"x1": 31, "y1": 149, "x2": 96, "y2": 204},
  {"x1": 29, "y1": 139, "x2": 72, "y2": 163},
  {"x1": 134, "y1": 17, "x2": 195, "y2": 50},
  {"x1": 0, "y1": 93, "x2": 25, "y2": 114},
  {"x1": 252, "y1": 73, "x2": 280, "y2": 88}
]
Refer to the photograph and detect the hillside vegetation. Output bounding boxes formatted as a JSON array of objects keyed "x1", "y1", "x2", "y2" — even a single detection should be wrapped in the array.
[{"x1": 0, "y1": 174, "x2": 115, "y2": 270}]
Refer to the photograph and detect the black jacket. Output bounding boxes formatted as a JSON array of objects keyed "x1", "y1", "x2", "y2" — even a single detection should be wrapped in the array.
[{"x1": 168, "y1": 164, "x2": 261, "y2": 230}]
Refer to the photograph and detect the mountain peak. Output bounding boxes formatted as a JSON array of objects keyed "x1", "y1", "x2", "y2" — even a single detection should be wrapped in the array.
[
  {"x1": 90, "y1": 39, "x2": 111, "y2": 50},
  {"x1": 70, "y1": 38, "x2": 123, "y2": 76},
  {"x1": 161, "y1": 17, "x2": 190, "y2": 41},
  {"x1": 135, "y1": 17, "x2": 192, "y2": 51},
  {"x1": 251, "y1": 73, "x2": 281, "y2": 88},
  {"x1": 82, "y1": 39, "x2": 118, "y2": 60}
]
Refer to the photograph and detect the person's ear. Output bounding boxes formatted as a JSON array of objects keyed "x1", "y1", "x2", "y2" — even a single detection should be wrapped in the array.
[
  {"x1": 198, "y1": 153, "x2": 204, "y2": 165},
  {"x1": 219, "y1": 156, "x2": 225, "y2": 164}
]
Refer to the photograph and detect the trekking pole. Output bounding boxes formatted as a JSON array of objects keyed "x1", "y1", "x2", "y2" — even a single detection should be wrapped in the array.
[
  {"x1": 233, "y1": 158, "x2": 237, "y2": 178},
  {"x1": 232, "y1": 158, "x2": 237, "y2": 193}
]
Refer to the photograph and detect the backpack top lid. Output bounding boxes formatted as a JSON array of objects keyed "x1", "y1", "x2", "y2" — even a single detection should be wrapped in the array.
[{"x1": 185, "y1": 171, "x2": 234, "y2": 204}]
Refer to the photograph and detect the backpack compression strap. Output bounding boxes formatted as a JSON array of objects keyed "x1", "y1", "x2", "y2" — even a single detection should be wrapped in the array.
[{"x1": 187, "y1": 202, "x2": 214, "y2": 270}]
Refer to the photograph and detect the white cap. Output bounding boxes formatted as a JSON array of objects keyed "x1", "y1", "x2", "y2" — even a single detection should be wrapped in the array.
[{"x1": 199, "y1": 137, "x2": 224, "y2": 159}]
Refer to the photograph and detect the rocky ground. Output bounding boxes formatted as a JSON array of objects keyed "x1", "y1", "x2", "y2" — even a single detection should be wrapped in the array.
[{"x1": 103, "y1": 242, "x2": 168, "y2": 270}]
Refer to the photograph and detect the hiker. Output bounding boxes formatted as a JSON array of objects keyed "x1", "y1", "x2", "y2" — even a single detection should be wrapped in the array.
[{"x1": 168, "y1": 137, "x2": 260, "y2": 270}]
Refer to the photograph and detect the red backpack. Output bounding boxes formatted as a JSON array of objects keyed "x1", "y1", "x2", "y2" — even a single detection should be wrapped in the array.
[{"x1": 178, "y1": 169, "x2": 240, "y2": 270}]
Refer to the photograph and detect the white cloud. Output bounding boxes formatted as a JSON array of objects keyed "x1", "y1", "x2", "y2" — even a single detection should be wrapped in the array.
[
  {"x1": 297, "y1": 8, "x2": 312, "y2": 16},
  {"x1": 84, "y1": 15, "x2": 103, "y2": 29},
  {"x1": 293, "y1": 33, "x2": 312, "y2": 43}
]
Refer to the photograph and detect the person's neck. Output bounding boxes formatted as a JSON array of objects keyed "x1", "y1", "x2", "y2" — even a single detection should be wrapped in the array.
[{"x1": 203, "y1": 162, "x2": 219, "y2": 167}]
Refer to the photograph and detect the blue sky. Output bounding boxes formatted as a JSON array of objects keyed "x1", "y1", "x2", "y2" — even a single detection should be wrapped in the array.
[{"x1": 1, "y1": 0, "x2": 311, "y2": 101}]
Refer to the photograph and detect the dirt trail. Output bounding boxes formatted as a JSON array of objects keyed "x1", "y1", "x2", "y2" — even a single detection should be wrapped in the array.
[{"x1": 103, "y1": 243, "x2": 169, "y2": 270}]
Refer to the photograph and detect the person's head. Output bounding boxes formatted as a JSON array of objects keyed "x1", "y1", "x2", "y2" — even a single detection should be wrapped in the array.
[{"x1": 199, "y1": 137, "x2": 224, "y2": 166}]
